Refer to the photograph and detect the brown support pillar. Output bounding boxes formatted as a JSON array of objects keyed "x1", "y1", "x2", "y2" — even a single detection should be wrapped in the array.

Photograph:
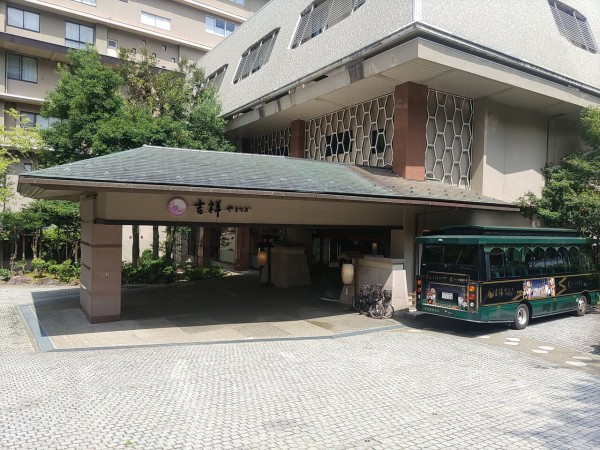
[
  {"x1": 234, "y1": 227, "x2": 250, "y2": 271},
  {"x1": 196, "y1": 226, "x2": 214, "y2": 266},
  {"x1": 289, "y1": 119, "x2": 306, "y2": 158},
  {"x1": 392, "y1": 82, "x2": 427, "y2": 180},
  {"x1": 80, "y1": 196, "x2": 122, "y2": 324}
]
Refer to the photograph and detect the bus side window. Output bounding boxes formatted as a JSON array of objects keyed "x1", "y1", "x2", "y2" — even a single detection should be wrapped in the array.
[
  {"x1": 568, "y1": 247, "x2": 580, "y2": 273},
  {"x1": 533, "y1": 247, "x2": 546, "y2": 275},
  {"x1": 489, "y1": 247, "x2": 505, "y2": 279},
  {"x1": 580, "y1": 247, "x2": 595, "y2": 272},
  {"x1": 505, "y1": 247, "x2": 523, "y2": 277},
  {"x1": 524, "y1": 248, "x2": 533, "y2": 276},
  {"x1": 545, "y1": 247, "x2": 559, "y2": 275},
  {"x1": 557, "y1": 247, "x2": 569, "y2": 273}
]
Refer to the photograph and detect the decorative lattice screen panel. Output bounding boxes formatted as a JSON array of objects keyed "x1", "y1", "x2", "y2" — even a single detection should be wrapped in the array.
[
  {"x1": 304, "y1": 94, "x2": 394, "y2": 167},
  {"x1": 425, "y1": 90, "x2": 474, "y2": 189}
]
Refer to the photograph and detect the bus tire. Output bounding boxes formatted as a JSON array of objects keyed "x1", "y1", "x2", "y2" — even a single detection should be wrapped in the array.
[
  {"x1": 513, "y1": 303, "x2": 530, "y2": 330},
  {"x1": 575, "y1": 295, "x2": 587, "y2": 317}
]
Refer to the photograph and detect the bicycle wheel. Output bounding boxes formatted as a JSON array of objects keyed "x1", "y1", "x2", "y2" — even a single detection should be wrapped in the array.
[
  {"x1": 352, "y1": 295, "x2": 362, "y2": 312},
  {"x1": 381, "y1": 302, "x2": 394, "y2": 319},
  {"x1": 368, "y1": 303, "x2": 383, "y2": 319}
]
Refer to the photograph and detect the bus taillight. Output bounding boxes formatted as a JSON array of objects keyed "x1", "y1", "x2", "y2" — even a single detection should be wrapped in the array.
[
  {"x1": 468, "y1": 284, "x2": 477, "y2": 312},
  {"x1": 468, "y1": 284, "x2": 476, "y2": 301}
]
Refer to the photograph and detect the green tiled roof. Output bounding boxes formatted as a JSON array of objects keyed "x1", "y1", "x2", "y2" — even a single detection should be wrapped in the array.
[{"x1": 22, "y1": 146, "x2": 515, "y2": 208}]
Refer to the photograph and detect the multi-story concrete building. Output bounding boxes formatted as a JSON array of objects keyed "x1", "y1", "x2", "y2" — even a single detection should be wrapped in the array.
[
  {"x1": 1, "y1": 0, "x2": 269, "y2": 263},
  {"x1": 17, "y1": 0, "x2": 600, "y2": 322},
  {"x1": 196, "y1": 0, "x2": 600, "y2": 273}
]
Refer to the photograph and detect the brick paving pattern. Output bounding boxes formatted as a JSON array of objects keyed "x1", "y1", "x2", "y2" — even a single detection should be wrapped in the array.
[{"x1": 1, "y1": 287, "x2": 599, "y2": 449}]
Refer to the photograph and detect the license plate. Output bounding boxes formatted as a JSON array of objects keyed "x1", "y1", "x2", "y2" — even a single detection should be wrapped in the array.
[{"x1": 441, "y1": 292, "x2": 454, "y2": 300}]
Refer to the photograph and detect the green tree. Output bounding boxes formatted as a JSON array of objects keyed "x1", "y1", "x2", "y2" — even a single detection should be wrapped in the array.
[
  {"x1": 519, "y1": 107, "x2": 600, "y2": 238},
  {"x1": 0, "y1": 210, "x2": 28, "y2": 272},
  {"x1": 117, "y1": 47, "x2": 233, "y2": 151},
  {"x1": 116, "y1": 48, "x2": 234, "y2": 264},
  {"x1": 39, "y1": 47, "x2": 234, "y2": 267},
  {"x1": 0, "y1": 109, "x2": 43, "y2": 206},
  {"x1": 41, "y1": 47, "x2": 124, "y2": 165}
]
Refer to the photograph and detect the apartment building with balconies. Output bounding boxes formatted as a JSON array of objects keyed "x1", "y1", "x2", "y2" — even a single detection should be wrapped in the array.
[{"x1": 0, "y1": 0, "x2": 268, "y2": 133}]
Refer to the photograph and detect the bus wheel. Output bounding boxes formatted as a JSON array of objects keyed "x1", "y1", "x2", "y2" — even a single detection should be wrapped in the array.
[
  {"x1": 513, "y1": 303, "x2": 530, "y2": 330},
  {"x1": 575, "y1": 296, "x2": 587, "y2": 317}
]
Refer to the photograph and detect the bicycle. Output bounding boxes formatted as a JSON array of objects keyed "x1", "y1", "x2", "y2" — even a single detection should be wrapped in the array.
[
  {"x1": 367, "y1": 286, "x2": 394, "y2": 319},
  {"x1": 352, "y1": 284, "x2": 378, "y2": 314}
]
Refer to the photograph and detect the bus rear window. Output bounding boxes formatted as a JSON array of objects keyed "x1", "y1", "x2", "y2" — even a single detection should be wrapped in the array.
[{"x1": 422, "y1": 245, "x2": 477, "y2": 266}]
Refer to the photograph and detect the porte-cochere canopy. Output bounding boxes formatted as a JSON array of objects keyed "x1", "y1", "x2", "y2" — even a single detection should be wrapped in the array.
[
  {"x1": 16, "y1": 146, "x2": 518, "y2": 324},
  {"x1": 18, "y1": 145, "x2": 516, "y2": 214}
]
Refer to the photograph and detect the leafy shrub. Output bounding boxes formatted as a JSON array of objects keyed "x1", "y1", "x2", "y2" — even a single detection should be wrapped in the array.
[
  {"x1": 178, "y1": 263, "x2": 225, "y2": 281},
  {"x1": 31, "y1": 258, "x2": 48, "y2": 277},
  {"x1": 48, "y1": 260, "x2": 79, "y2": 283},
  {"x1": 14, "y1": 260, "x2": 26, "y2": 273},
  {"x1": 140, "y1": 249, "x2": 154, "y2": 262},
  {"x1": 122, "y1": 258, "x2": 176, "y2": 285},
  {"x1": 122, "y1": 259, "x2": 224, "y2": 285},
  {"x1": 0, "y1": 268, "x2": 10, "y2": 281}
]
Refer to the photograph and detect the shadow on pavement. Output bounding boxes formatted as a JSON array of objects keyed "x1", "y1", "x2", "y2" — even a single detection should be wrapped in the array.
[{"x1": 27, "y1": 272, "x2": 401, "y2": 348}]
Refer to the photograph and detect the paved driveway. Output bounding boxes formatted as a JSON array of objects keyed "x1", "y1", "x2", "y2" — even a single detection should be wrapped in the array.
[
  {"x1": 20, "y1": 274, "x2": 399, "y2": 350},
  {"x1": 1, "y1": 283, "x2": 599, "y2": 449}
]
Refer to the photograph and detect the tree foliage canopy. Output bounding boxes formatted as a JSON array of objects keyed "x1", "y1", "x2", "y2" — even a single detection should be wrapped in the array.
[
  {"x1": 519, "y1": 107, "x2": 600, "y2": 238},
  {"x1": 40, "y1": 47, "x2": 233, "y2": 166},
  {"x1": 0, "y1": 109, "x2": 44, "y2": 205}
]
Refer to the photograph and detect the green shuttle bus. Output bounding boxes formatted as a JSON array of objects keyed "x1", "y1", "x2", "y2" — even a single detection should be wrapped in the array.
[{"x1": 415, "y1": 226, "x2": 599, "y2": 329}]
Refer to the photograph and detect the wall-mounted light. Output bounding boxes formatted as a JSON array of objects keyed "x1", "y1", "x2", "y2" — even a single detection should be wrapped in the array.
[{"x1": 371, "y1": 242, "x2": 378, "y2": 255}]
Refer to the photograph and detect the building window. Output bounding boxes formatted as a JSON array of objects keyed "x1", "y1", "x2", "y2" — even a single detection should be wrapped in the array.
[
  {"x1": 20, "y1": 112, "x2": 60, "y2": 129},
  {"x1": 249, "y1": 127, "x2": 290, "y2": 156},
  {"x1": 23, "y1": 163, "x2": 33, "y2": 172},
  {"x1": 141, "y1": 11, "x2": 171, "y2": 31},
  {"x1": 291, "y1": 0, "x2": 365, "y2": 48},
  {"x1": 206, "y1": 65, "x2": 228, "y2": 90},
  {"x1": 162, "y1": 45, "x2": 167, "y2": 51},
  {"x1": 171, "y1": 57, "x2": 176, "y2": 63},
  {"x1": 7, "y1": 7, "x2": 40, "y2": 32},
  {"x1": 108, "y1": 39, "x2": 118, "y2": 50},
  {"x1": 230, "y1": 0, "x2": 245, "y2": 4},
  {"x1": 233, "y1": 29, "x2": 279, "y2": 83},
  {"x1": 548, "y1": 1, "x2": 597, "y2": 53},
  {"x1": 7, "y1": 54, "x2": 38, "y2": 83},
  {"x1": 206, "y1": 16, "x2": 238, "y2": 37},
  {"x1": 65, "y1": 22, "x2": 94, "y2": 48},
  {"x1": 325, "y1": 131, "x2": 352, "y2": 157},
  {"x1": 72, "y1": 0, "x2": 97, "y2": 6}
]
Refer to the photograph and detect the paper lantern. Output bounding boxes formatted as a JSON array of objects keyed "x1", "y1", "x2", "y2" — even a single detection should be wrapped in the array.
[
  {"x1": 258, "y1": 250, "x2": 268, "y2": 267},
  {"x1": 341, "y1": 263, "x2": 354, "y2": 286}
]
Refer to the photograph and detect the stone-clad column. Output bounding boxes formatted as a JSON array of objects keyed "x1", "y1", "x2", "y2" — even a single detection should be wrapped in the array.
[
  {"x1": 289, "y1": 120, "x2": 306, "y2": 158},
  {"x1": 393, "y1": 82, "x2": 427, "y2": 180},
  {"x1": 79, "y1": 195, "x2": 122, "y2": 323}
]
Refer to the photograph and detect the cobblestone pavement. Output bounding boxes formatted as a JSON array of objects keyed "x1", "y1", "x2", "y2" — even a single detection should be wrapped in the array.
[{"x1": 1, "y1": 287, "x2": 599, "y2": 449}]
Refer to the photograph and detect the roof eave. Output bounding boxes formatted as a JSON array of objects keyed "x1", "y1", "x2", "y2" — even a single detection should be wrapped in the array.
[
  {"x1": 222, "y1": 22, "x2": 600, "y2": 120},
  {"x1": 17, "y1": 176, "x2": 520, "y2": 212}
]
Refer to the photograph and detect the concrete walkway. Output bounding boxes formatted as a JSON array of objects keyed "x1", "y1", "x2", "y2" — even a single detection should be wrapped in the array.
[{"x1": 21, "y1": 272, "x2": 402, "y2": 351}]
